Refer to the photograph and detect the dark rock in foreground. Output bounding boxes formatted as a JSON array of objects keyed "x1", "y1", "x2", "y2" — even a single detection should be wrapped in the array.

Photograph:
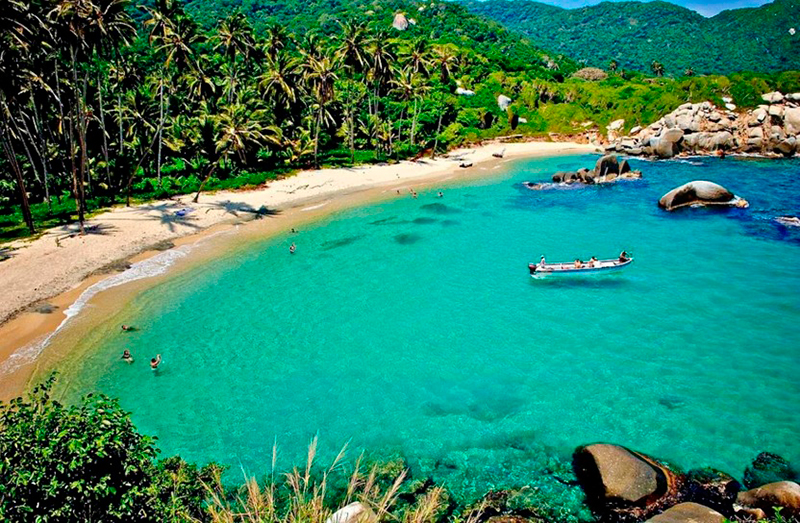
[
  {"x1": 573, "y1": 443, "x2": 683, "y2": 521},
  {"x1": 684, "y1": 468, "x2": 740, "y2": 516},
  {"x1": 658, "y1": 181, "x2": 748, "y2": 211},
  {"x1": 645, "y1": 502, "x2": 724, "y2": 523},
  {"x1": 548, "y1": 155, "x2": 641, "y2": 187}
]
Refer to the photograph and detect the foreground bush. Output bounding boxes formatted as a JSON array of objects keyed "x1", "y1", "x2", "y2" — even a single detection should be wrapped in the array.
[{"x1": 0, "y1": 375, "x2": 218, "y2": 521}]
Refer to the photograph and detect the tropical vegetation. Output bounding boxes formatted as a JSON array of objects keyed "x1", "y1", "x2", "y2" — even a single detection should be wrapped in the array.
[
  {"x1": 461, "y1": 0, "x2": 800, "y2": 75},
  {"x1": 3, "y1": 0, "x2": 800, "y2": 243}
]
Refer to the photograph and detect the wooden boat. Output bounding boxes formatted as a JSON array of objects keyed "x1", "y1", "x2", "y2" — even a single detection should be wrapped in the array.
[{"x1": 529, "y1": 257, "x2": 633, "y2": 276}]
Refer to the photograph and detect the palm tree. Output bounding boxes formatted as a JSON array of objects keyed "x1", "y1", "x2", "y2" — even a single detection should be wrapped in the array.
[
  {"x1": 258, "y1": 51, "x2": 300, "y2": 109},
  {"x1": 404, "y1": 38, "x2": 431, "y2": 77},
  {"x1": 302, "y1": 53, "x2": 339, "y2": 168},
  {"x1": 337, "y1": 79, "x2": 366, "y2": 165},
  {"x1": 432, "y1": 44, "x2": 458, "y2": 84},
  {"x1": 215, "y1": 13, "x2": 254, "y2": 103},
  {"x1": 264, "y1": 24, "x2": 288, "y2": 60},
  {"x1": 337, "y1": 21, "x2": 369, "y2": 74},
  {"x1": 651, "y1": 60, "x2": 665, "y2": 77},
  {"x1": 52, "y1": 0, "x2": 134, "y2": 233}
]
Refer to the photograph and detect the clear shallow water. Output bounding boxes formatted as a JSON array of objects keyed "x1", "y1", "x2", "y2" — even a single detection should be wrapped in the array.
[{"x1": 54, "y1": 155, "x2": 800, "y2": 515}]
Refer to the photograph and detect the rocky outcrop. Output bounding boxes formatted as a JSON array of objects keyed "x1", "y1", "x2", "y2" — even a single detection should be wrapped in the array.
[
  {"x1": 544, "y1": 155, "x2": 641, "y2": 188},
  {"x1": 658, "y1": 181, "x2": 748, "y2": 211},
  {"x1": 736, "y1": 481, "x2": 800, "y2": 518},
  {"x1": 609, "y1": 92, "x2": 800, "y2": 158},
  {"x1": 645, "y1": 502, "x2": 724, "y2": 523},
  {"x1": 743, "y1": 452, "x2": 799, "y2": 489},
  {"x1": 573, "y1": 444, "x2": 683, "y2": 521}
]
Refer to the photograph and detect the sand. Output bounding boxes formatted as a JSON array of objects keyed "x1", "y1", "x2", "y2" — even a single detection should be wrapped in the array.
[{"x1": 0, "y1": 140, "x2": 595, "y2": 396}]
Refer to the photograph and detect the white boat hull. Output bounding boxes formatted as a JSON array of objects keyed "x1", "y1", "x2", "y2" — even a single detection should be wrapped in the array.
[{"x1": 530, "y1": 258, "x2": 633, "y2": 277}]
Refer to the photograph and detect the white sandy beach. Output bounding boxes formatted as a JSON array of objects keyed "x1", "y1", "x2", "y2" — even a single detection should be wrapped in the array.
[
  {"x1": 0, "y1": 141, "x2": 595, "y2": 329},
  {"x1": 0, "y1": 141, "x2": 593, "y2": 327}
]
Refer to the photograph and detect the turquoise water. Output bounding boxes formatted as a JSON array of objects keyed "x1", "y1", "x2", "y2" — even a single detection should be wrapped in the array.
[{"x1": 57, "y1": 155, "x2": 800, "y2": 514}]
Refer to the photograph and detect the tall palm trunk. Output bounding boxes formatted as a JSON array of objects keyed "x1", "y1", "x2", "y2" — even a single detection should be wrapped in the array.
[
  {"x1": 97, "y1": 73, "x2": 112, "y2": 189},
  {"x1": 193, "y1": 162, "x2": 219, "y2": 203},
  {"x1": 31, "y1": 101, "x2": 52, "y2": 210},
  {"x1": 0, "y1": 111, "x2": 35, "y2": 234},
  {"x1": 410, "y1": 98, "x2": 419, "y2": 146},
  {"x1": 313, "y1": 106, "x2": 323, "y2": 169},
  {"x1": 156, "y1": 76, "x2": 164, "y2": 185}
]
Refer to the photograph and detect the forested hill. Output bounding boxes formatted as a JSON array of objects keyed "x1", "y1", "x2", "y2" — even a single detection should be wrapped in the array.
[
  {"x1": 459, "y1": 0, "x2": 800, "y2": 75},
  {"x1": 180, "y1": 0, "x2": 576, "y2": 75}
]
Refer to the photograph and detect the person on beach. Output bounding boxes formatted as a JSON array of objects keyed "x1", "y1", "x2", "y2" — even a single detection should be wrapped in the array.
[
  {"x1": 150, "y1": 354, "x2": 161, "y2": 370},
  {"x1": 412, "y1": 191, "x2": 418, "y2": 199},
  {"x1": 122, "y1": 349, "x2": 133, "y2": 363}
]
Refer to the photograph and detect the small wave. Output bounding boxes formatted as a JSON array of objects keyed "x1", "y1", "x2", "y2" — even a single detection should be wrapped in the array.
[
  {"x1": 0, "y1": 247, "x2": 190, "y2": 377},
  {"x1": 302, "y1": 202, "x2": 328, "y2": 211}
]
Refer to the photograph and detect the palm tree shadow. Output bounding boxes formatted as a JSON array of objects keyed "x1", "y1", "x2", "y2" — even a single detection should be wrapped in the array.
[
  {"x1": 52, "y1": 222, "x2": 119, "y2": 240},
  {"x1": 135, "y1": 202, "x2": 203, "y2": 233},
  {"x1": 0, "y1": 247, "x2": 16, "y2": 262},
  {"x1": 206, "y1": 200, "x2": 281, "y2": 220}
]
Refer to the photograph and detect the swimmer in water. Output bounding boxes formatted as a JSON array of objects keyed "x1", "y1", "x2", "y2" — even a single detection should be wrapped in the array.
[
  {"x1": 150, "y1": 354, "x2": 161, "y2": 370},
  {"x1": 122, "y1": 349, "x2": 133, "y2": 363},
  {"x1": 437, "y1": 191, "x2": 444, "y2": 198},
  {"x1": 289, "y1": 242, "x2": 297, "y2": 254}
]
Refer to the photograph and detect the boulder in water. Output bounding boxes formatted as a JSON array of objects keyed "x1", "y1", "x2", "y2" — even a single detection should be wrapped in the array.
[
  {"x1": 658, "y1": 181, "x2": 744, "y2": 211},
  {"x1": 645, "y1": 502, "x2": 724, "y2": 523},
  {"x1": 573, "y1": 444, "x2": 682, "y2": 520},
  {"x1": 595, "y1": 154, "x2": 620, "y2": 177},
  {"x1": 737, "y1": 481, "x2": 800, "y2": 518},
  {"x1": 743, "y1": 452, "x2": 799, "y2": 489}
]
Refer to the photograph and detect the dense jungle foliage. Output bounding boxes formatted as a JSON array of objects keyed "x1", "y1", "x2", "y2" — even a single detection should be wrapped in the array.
[
  {"x1": 461, "y1": 0, "x2": 800, "y2": 75},
  {"x1": 2, "y1": 0, "x2": 799, "y2": 242}
]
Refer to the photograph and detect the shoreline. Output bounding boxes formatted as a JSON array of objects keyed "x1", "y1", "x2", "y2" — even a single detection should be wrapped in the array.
[{"x1": 0, "y1": 140, "x2": 596, "y2": 400}]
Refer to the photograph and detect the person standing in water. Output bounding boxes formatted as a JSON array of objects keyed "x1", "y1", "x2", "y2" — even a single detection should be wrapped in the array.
[
  {"x1": 289, "y1": 242, "x2": 296, "y2": 254},
  {"x1": 150, "y1": 354, "x2": 161, "y2": 370},
  {"x1": 121, "y1": 350, "x2": 133, "y2": 363}
]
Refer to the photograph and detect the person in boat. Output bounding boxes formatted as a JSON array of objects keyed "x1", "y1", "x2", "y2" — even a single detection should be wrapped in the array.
[
  {"x1": 588, "y1": 256, "x2": 597, "y2": 267},
  {"x1": 619, "y1": 251, "x2": 628, "y2": 263},
  {"x1": 122, "y1": 349, "x2": 133, "y2": 363},
  {"x1": 574, "y1": 259, "x2": 583, "y2": 269},
  {"x1": 289, "y1": 242, "x2": 296, "y2": 254},
  {"x1": 150, "y1": 354, "x2": 161, "y2": 370},
  {"x1": 539, "y1": 255, "x2": 546, "y2": 268}
]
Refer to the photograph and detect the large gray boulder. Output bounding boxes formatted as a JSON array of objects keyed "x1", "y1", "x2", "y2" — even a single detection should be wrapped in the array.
[
  {"x1": 785, "y1": 107, "x2": 800, "y2": 135},
  {"x1": 645, "y1": 503, "x2": 724, "y2": 523},
  {"x1": 658, "y1": 181, "x2": 740, "y2": 211},
  {"x1": 573, "y1": 444, "x2": 681, "y2": 517},
  {"x1": 762, "y1": 91, "x2": 784, "y2": 104},
  {"x1": 737, "y1": 481, "x2": 800, "y2": 518},
  {"x1": 595, "y1": 155, "x2": 620, "y2": 177},
  {"x1": 653, "y1": 128, "x2": 685, "y2": 158}
]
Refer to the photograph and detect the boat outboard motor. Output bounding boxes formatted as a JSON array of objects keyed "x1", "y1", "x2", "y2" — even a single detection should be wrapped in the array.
[{"x1": 529, "y1": 263, "x2": 537, "y2": 275}]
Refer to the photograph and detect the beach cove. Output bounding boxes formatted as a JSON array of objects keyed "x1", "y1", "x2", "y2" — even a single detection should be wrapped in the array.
[
  {"x1": 0, "y1": 141, "x2": 595, "y2": 400},
  {"x1": 5, "y1": 150, "x2": 798, "y2": 518}
]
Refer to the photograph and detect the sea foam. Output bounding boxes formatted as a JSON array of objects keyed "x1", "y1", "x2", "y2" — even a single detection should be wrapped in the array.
[{"x1": 0, "y1": 247, "x2": 190, "y2": 377}]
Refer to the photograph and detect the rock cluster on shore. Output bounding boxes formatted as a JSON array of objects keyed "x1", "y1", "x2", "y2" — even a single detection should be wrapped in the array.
[
  {"x1": 607, "y1": 92, "x2": 800, "y2": 158},
  {"x1": 571, "y1": 445, "x2": 800, "y2": 523}
]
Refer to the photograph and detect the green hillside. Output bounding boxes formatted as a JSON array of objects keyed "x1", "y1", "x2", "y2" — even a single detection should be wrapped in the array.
[{"x1": 460, "y1": 0, "x2": 800, "y2": 75}]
